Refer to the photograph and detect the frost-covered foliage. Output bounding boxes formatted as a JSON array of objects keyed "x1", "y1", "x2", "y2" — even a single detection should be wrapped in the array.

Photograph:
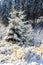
[
  {"x1": 18, "y1": 11, "x2": 26, "y2": 21},
  {"x1": 5, "y1": 9, "x2": 24, "y2": 44},
  {"x1": 4, "y1": 8, "x2": 43, "y2": 46},
  {"x1": 0, "y1": 7, "x2": 43, "y2": 46}
]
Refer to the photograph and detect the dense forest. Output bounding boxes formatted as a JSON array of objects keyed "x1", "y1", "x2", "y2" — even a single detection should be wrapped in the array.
[{"x1": 0, "y1": 0, "x2": 43, "y2": 26}]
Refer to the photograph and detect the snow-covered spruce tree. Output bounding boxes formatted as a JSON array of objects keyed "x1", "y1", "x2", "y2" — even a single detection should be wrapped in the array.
[
  {"x1": 4, "y1": 5, "x2": 34, "y2": 46},
  {"x1": 5, "y1": 7, "x2": 24, "y2": 44}
]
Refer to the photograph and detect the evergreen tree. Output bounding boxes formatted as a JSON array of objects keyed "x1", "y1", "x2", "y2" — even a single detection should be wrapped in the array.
[
  {"x1": 5, "y1": 7, "x2": 34, "y2": 46},
  {"x1": 5, "y1": 8, "x2": 23, "y2": 44}
]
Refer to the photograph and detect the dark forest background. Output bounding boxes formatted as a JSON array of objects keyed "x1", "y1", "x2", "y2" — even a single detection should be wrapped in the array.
[{"x1": 0, "y1": 0, "x2": 43, "y2": 28}]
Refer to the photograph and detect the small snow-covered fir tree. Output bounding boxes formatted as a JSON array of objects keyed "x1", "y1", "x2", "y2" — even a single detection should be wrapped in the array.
[
  {"x1": 5, "y1": 6, "x2": 24, "y2": 44},
  {"x1": 5, "y1": 5, "x2": 34, "y2": 46}
]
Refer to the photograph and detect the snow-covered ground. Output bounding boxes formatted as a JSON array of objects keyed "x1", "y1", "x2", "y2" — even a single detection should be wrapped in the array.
[{"x1": 0, "y1": 40, "x2": 43, "y2": 65}]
